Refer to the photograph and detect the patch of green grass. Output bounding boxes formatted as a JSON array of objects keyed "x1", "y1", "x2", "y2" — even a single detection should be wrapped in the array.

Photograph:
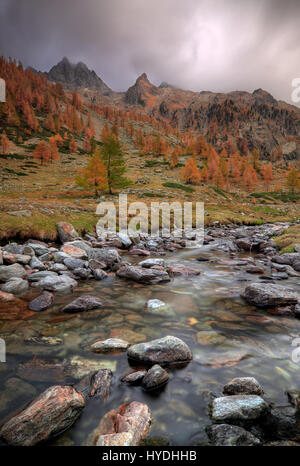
[
  {"x1": 273, "y1": 224, "x2": 300, "y2": 252},
  {"x1": 162, "y1": 182, "x2": 194, "y2": 193},
  {"x1": 209, "y1": 185, "x2": 229, "y2": 199},
  {"x1": 142, "y1": 192, "x2": 166, "y2": 198},
  {"x1": 0, "y1": 153, "x2": 26, "y2": 160},
  {"x1": 4, "y1": 168, "x2": 28, "y2": 176},
  {"x1": 0, "y1": 212, "x2": 98, "y2": 242}
]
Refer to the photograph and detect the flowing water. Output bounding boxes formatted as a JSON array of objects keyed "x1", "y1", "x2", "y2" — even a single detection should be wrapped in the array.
[{"x1": 1, "y1": 244, "x2": 300, "y2": 446}]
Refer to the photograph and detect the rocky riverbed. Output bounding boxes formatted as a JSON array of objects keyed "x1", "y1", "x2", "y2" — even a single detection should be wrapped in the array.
[{"x1": 0, "y1": 221, "x2": 300, "y2": 446}]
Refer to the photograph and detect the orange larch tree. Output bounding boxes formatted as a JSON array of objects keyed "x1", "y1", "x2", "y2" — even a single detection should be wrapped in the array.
[
  {"x1": 181, "y1": 157, "x2": 201, "y2": 184},
  {"x1": 33, "y1": 141, "x2": 50, "y2": 165}
]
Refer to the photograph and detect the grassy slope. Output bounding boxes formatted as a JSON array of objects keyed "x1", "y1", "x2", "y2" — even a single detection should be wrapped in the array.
[{"x1": 0, "y1": 108, "x2": 299, "y2": 242}]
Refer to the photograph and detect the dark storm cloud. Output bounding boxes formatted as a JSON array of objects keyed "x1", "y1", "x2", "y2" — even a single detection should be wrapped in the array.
[{"x1": 0, "y1": 0, "x2": 300, "y2": 103}]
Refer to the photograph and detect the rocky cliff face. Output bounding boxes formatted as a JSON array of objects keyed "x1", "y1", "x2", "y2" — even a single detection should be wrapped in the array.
[
  {"x1": 47, "y1": 57, "x2": 111, "y2": 95},
  {"x1": 125, "y1": 73, "x2": 159, "y2": 106}
]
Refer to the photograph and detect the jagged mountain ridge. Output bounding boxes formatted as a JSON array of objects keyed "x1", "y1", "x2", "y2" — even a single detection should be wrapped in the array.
[
  {"x1": 37, "y1": 58, "x2": 300, "y2": 158},
  {"x1": 46, "y1": 57, "x2": 111, "y2": 95}
]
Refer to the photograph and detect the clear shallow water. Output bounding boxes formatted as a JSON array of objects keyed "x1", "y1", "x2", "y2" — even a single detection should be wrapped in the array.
[{"x1": 1, "y1": 245, "x2": 300, "y2": 446}]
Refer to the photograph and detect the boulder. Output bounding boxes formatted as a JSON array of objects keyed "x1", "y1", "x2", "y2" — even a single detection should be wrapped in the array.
[
  {"x1": 223, "y1": 377, "x2": 264, "y2": 396},
  {"x1": 0, "y1": 385, "x2": 85, "y2": 446},
  {"x1": 88, "y1": 248, "x2": 121, "y2": 268},
  {"x1": 146, "y1": 299, "x2": 173, "y2": 316},
  {"x1": 206, "y1": 424, "x2": 260, "y2": 446},
  {"x1": 262, "y1": 406, "x2": 300, "y2": 440},
  {"x1": 30, "y1": 256, "x2": 46, "y2": 270},
  {"x1": 121, "y1": 370, "x2": 147, "y2": 385},
  {"x1": 84, "y1": 369, "x2": 113, "y2": 400},
  {"x1": 141, "y1": 365, "x2": 169, "y2": 391},
  {"x1": 57, "y1": 222, "x2": 79, "y2": 243},
  {"x1": 272, "y1": 253, "x2": 300, "y2": 266},
  {"x1": 28, "y1": 271, "x2": 58, "y2": 282},
  {"x1": 63, "y1": 240, "x2": 92, "y2": 253},
  {"x1": 139, "y1": 258, "x2": 165, "y2": 268},
  {"x1": 26, "y1": 243, "x2": 49, "y2": 257},
  {"x1": 117, "y1": 265, "x2": 170, "y2": 284},
  {"x1": 53, "y1": 251, "x2": 70, "y2": 263},
  {"x1": 73, "y1": 268, "x2": 90, "y2": 279},
  {"x1": 3, "y1": 253, "x2": 31, "y2": 265},
  {"x1": 168, "y1": 264, "x2": 200, "y2": 277},
  {"x1": 286, "y1": 390, "x2": 300, "y2": 408},
  {"x1": 128, "y1": 248, "x2": 151, "y2": 256},
  {"x1": 1, "y1": 278, "x2": 29, "y2": 295},
  {"x1": 241, "y1": 283, "x2": 298, "y2": 307},
  {"x1": 29, "y1": 291, "x2": 54, "y2": 312},
  {"x1": 61, "y1": 295, "x2": 103, "y2": 313},
  {"x1": 0, "y1": 263, "x2": 26, "y2": 282},
  {"x1": 61, "y1": 244, "x2": 87, "y2": 260},
  {"x1": 210, "y1": 395, "x2": 269, "y2": 424},
  {"x1": 38, "y1": 275, "x2": 77, "y2": 293},
  {"x1": 127, "y1": 336, "x2": 192, "y2": 365},
  {"x1": 117, "y1": 233, "x2": 132, "y2": 248},
  {"x1": 88, "y1": 401, "x2": 152, "y2": 446},
  {"x1": 93, "y1": 269, "x2": 108, "y2": 280},
  {"x1": 3, "y1": 243, "x2": 23, "y2": 255},
  {"x1": 63, "y1": 257, "x2": 86, "y2": 270},
  {"x1": 90, "y1": 338, "x2": 130, "y2": 353}
]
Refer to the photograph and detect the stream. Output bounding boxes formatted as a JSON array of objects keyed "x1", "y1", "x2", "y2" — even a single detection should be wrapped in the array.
[{"x1": 1, "y1": 240, "x2": 300, "y2": 445}]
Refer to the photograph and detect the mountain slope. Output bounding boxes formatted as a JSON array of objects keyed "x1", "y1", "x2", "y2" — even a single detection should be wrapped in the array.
[{"x1": 123, "y1": 76, "x2": 300, "y2": 158}]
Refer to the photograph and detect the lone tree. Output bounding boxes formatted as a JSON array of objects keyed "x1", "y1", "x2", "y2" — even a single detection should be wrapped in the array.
[
  {"x1": 76, "y1": 149, "x2": 108, "y2": 197},
  {"x1": 1, "y1": 132, "x2": 10, "y2": 155},
  {"x1": 33, "y1": 140, "x2": 50, "y2": 164},
  {"x1": 181, "y1": 157, "x2": 201, "y2": 184},
  {"x1": 101, "y1": 131, "x2": 130, "y2": 194},
  {"x1": 286, "y1": 166, "x2": 300, "y2": 192}
]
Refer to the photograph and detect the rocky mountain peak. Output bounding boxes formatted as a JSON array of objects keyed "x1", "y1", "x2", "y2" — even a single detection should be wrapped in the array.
[
  {"x1": 47, "y1": 57, "x2": 111, "y2": 95},
  {"x1": 125, "y1": 72, "x2": 159, "y2": 106}
]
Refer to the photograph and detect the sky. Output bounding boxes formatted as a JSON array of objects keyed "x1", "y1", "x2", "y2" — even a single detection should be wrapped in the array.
[{"x1": 0, "y1": 0, "x2": 300, "y2": 104}]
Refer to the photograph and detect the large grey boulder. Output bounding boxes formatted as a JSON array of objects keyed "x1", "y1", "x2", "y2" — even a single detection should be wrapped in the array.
[
  {"x1": 30, "y1": 256, "x2": 46, "y2": 271},
  {"x1": 127, "y1": 336, "x2": 192, "y2": 365},
  {"x1": 206, "y1": 424, "x2": 260, "y2": 446},
  {"x1": 210, "y1": 395, "x2": 269, "y2": 424},
  {"x1": 1, "y1": 278, "x2": 29, "y2": 296},
  {"x1": 0, "y1": 385, "x2": 85, "y2": 446},
  {"x1": 28, "y1": 271, "x2": 58, "y2": 282},
  {"x1": 38, "y1": 275, "x2": 77, "y2": 293},
  {"x1": 57, "y1": 222, "x2": 79, "y2": 243},
  {"x1": 139, "y1": 258, "x2": 165, "y2": 268},
  {"x1": 3, "y1": 243, "x2": 23, "y2": 255},
  {"x1": 241, "y1": 283, "x2": 298, "y2": 307},
  {"x1": 117, "y1": 265, "x2": 170, "y2": 284},
  {"x1": 87, "y1": 248, "x2": 121, "y2": 268},
  {"x1": 0, "y1": 264, "x2": 26, "y2": 282},
  {"x1": 26, "y1": 243, "x2": 49, "y2": 257},
  {"x1": 223, "y1": 377, "x2": 264, "y2": 396},
  {"x1": 141, "y1": 365, "x2": 169, "y2": 391}
]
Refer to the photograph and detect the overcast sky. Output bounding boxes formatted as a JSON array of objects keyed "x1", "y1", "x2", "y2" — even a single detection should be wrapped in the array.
[{"x1": 0, "y1": 0, "x2": 300, "y2": 104}]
